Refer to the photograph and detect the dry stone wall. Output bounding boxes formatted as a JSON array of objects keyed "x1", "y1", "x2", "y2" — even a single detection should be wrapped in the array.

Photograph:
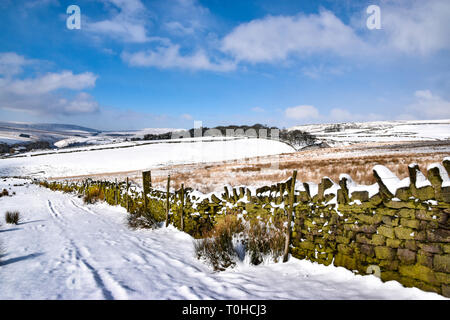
[{"x1": 39, "y1": 157, "x2": 450, "y2": 297}]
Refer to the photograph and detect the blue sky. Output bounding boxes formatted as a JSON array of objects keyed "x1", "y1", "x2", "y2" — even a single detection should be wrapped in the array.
[{"x1": 0, "y1": 0, "x2": 449, "y2": 130}]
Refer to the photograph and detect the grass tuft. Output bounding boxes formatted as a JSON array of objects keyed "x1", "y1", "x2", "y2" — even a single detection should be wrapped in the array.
[
  {"x1": 194, "y1": 214, "x2": 244, "y2": 271},
  {"x1": 127, "y1": 211, "x2": 157, "y2": 230},
  {"x1": 83, "y1": 186, "x2": 105, "y2": 204},
  {"x1": 5, "y1": 211, "x2": 20, "y2": 225},
  {"x1": 244, "y1": 220, "x2": 286, "y2": 265}
]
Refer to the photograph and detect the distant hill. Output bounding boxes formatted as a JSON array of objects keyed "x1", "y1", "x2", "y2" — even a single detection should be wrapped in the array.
[
  {"x1": 0, "y1": 121, "x2": 99, "y2": 134},
  {"x1": 289, "y1": 119, "x2": 450, "y2": 145}
]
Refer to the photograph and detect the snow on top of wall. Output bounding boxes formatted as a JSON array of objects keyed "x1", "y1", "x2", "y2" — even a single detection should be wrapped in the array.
[
  {"x1": 324, "y1": 178, "x2": 340, "y2": 196},
  {"x1": 304, "y1": 182, "x2": 318, "y2": 197},
  {"x1": 373, "y1": 165, "x2": 410, "y2": 195},
  {"x1": 427, "y1": 163, "x2": 450, "y2": 188},
  {"x1": 415, "y1": 170, "x2": 432, "y2": 188},
  {"x1": 339, "y1": 173, "x2": 379, "y2": 198},
  {"x1": 294, "y1": 181, "x2": 306, "y2": 192}
]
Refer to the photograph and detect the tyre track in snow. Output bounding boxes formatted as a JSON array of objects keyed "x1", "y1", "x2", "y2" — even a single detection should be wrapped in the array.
[
  {"x1": 68, "y1": 197, "x2": 228, "y2": 298},
  {"x1": 46, "y1": 197, "x2": 130, "y2": 299},
  {"x1": 70, "y1": 198, "x2": 195, "y2": 268}
]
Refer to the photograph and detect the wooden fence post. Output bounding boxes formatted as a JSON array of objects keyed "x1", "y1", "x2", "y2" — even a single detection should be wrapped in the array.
[
  {"x1": 142, "y1": 171, "x2": 151, "y2": 212},
  {"x1": 283, "y1": 170, "x2": 297, "y2": 263},
  {"x1": 126, "y1": 177, "x2": 130, "y2": 212},
  {"x1": 114, "y1": 178, "x2": 118, "y2": 205},
  {"x1": 165, "y1": 174, "x2": 171, "y2": 227},
  {"x1": 180, "y1": 183, "x2": 185, "y2": 231}
]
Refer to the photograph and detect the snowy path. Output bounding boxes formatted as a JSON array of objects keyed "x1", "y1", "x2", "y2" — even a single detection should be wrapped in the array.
[{"x1": 0, "y1": 179, "x2": 445, "y2": 300}]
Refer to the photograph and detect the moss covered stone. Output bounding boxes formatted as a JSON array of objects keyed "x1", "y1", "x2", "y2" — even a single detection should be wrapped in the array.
[
  {"x1": 379, "y1": 259, "x2": 399, "y2": 271},
  {"x1": 371, "y1": 234, "x2": 386, "y2": 246},
  {"x1": 350, "y1": 191, "x2": 369, "y2": 202},
  {"x1": 394, "y1": 226, "x2": 415, "y2": 240},
  {"x1": 337, "y1": 244, "x2": 353, "y2": 255},
  {"x1": 435, "y1": 272, "x2": 450, "y2": 285},
  {"x1": 336, "y1": 236, "x2": 350, "y2": 244},
  {"x1": 386, "y1": 238, "x2": 402, "y2": 248},
  {"x1": 426, "y1": 229, "x2": 450, "y2": 243},
  {"x1": 418, "y1": 243, "x2": 442, "y2": 254},
  {"x1": 334, "y1": 253, "x2": 357, "y2": 270},
  {"x1": 360, "y1": 244, "x2": 375, "y2": 257},
  {"x1": 398, "y1": 208, "x2": 415, "y2": 219},
  {"x1": 433, "y1": 254, "x2": 450, "y2": 273},
  {"x1": 404, "y1": 240, "x2": 418, "y2": 251},
  {"x1": 381, "y1": 216, "x2": 399, "y2": 227},
  {"x1": 444, "y1": 244, "x2": 450, "y2": 254},
  {"x1": 385, "y1": 200, "x2": 416, "y2": 209},
  {"x1": 442, "y1": 285, "x2": 450, "y2": 298},
  {"x1": 399, "y1": 264, "x2": 439, "y2": 286},
  {"x1": 378, "y1": 225, "x2": 395, "y2": 239},
  {"x1": 415, "y1": 186, "x2": 436, "y2": 201},
  {"x1": 400, "y1": 218, "x2": 420, "y2": 229},
  {"x1": 395, "y1": 187, "x2": 411, "y2": 201},
  {"x1": 374, "y1": 246, "x2": 396, "y2": 260},
  {"x1": 397, "y1": 248, "x2": 416, "y2": 265}
]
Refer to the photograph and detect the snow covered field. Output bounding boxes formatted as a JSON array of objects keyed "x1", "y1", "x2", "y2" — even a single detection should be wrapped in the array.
[
  {"x1": 290, "y1": 119, "x2": 450, "y2": 145},
  {"x1": 0, "y1": 179, "x2": 444, "y2": 300},
  {"x1": 0, "y1": 138, "x2": 294, "y2": 178}
]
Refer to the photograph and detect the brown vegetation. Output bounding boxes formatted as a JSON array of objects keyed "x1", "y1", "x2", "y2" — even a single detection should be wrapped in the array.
[
  {"x1": 83, "y1": 186, "x2": 105, "y2": 204},
  {"x1": 50, "y1": 141, "x2": 450, "y2": 193},
  {"x1": 5, "y1": 211, "x2": 20, "y2": 225}
]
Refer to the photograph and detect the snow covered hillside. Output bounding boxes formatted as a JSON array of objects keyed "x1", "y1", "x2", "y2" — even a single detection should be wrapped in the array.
[
  {"x1": 290, "y1": 119, "x2": 450, "y2": 146},
  {"x1": 0, "y1": 179, "x2": 444, "y2": 300},
  {"x1": 0, "y1": 121, "x2": 100, "y2": 145},
  {"x1": 0, "y1": 121, "x2": 180, "y2": 148},
  {"x1": 0, "y1": 138, "x2": 295, "y2": 178}
]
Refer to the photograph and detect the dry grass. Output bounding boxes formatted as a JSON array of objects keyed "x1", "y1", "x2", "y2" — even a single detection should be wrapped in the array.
[
  {"x1": 194, "y1": 214, "x2": 245, "y2": 271},
  {"x1": 244, "y1": 220, "x2": 286, "y2": 265},
  {"x1": 143, "y1": 152, "x2": 447, "y2": 192},
  {"x1": 83, "y1": 186, "x2": 105, "y2": 204},
  {"x1": 5, "y1": 211, "x2": 20, "y2": 225},
  {"x1": 50, "y1": 141, "x2": 450, "y2": 193},
  {"x1": 127, "y1": 212, "x2": 157, "y2": 230},
  {"x1": 0, "y1": 189, "x2": 9, "y2": 197}
]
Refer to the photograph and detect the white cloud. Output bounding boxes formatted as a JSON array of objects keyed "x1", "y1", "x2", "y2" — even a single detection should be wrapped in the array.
[
  {"x1": 181, "y1": 113, "x2": 193, "y2": 120},
  {"x1": 85, "y1": 0, "x2": 153, "y2": 43},
  {"x1": 0, "y1": 89, "x2": 99, "y2": 116},
  {"x1": 301, "y1": 64, "x2": 349, "y2": 79},
  {"x1": 251, "y1": 107, "x2": 265, "y2": 113},
  {"x1": 164, "y1": 21, "x2": 195, "y2": 35},
  {"x1": 222, "y1": 9, "x2": 365, "y2": 63},
  {"x1": 59, "y1": 92, "x2": 99, "y2": 114},
  {"x1": 0, "y1": 52, "x2": 33, "y2": 76},
  {"x1": 405, "y1": 90, "x2": 450, "y2": 118},
  {"x1": 3, "y1": 71, "x2": 97, "y2": 95},
  {"x1": 220, "y1": 1, "x2": 450, "y2": 66},
  {"x1": 159, "y1": 0, "x2": 213, "y2": 36},
  {"x1": 381, "y1": 0, "x2": 450, "y2": 55},
  {"x1": 0, "y1": 53, "x2": 99, "y2": 115},
  {"x1": 284, "y1": 105, "x2": 319, "y2": 120},
  {"x1": 283, "y1": 104, "x2": 384, "y2": 124},
  {"x1": 121, "y1": 44, "x2": 236, "y2": 72}
]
